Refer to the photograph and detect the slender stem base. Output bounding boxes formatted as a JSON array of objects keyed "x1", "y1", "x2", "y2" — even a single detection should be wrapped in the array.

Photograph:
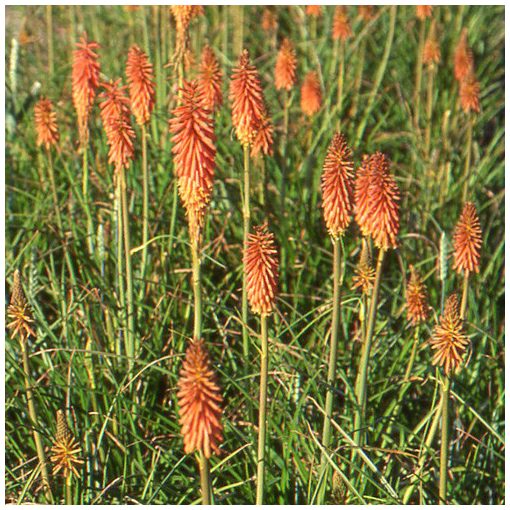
[
  {"x1": 354, "y1": 249, "x2": 385, "y2": 449},
  {"x1": 141, "y1": 124, "x2": 149, "y2": 284},
  {"x1": 439, "y1": 376, "x2": 451, "y2": 504},
  {"x1": 256, "y1": 315, "x2": 269, "y2": 505},
  {"x1": 199, "y1": 452, "x2": 211, "y2": 505},
  {"x1": 21, "y1": 339, "x2": 53, "y2": 503},
  {"x1": 462, "y1": 116, "x2": 473, "y2": 202},
  {"x1": 317, "y1": 237, "x2": 342, "y2": 503},
  {"x1": 242, "y1": 145, "x2": 251, "y2": 358},
  {"x1": 191, "y1": 233, "x2": 203, "y2": 341}
]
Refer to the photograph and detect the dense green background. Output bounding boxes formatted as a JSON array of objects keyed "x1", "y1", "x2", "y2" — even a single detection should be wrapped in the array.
[{"x1": 5, "y1": 5, "x2": 504, "y2": 504}]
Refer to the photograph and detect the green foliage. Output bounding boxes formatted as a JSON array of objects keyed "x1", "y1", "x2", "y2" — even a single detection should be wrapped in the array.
[{"x1": 5, "y1": 5, "x2": 504, "y2": 504}]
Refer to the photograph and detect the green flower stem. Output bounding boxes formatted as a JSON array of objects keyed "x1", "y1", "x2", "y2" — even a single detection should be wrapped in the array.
[
  {"x1": 256, "y1": 314, "x2": 269, "y2": 505},
  {"x1": 46, "y1": 6, "x2": 54, "y2": 78},
  {"x1": 65, "y1": 472, "x2": 72, "y2": 505},
  {"x1": 242, "y1": 144, "x2": 251, "y2": 358},
  {"x1": 337, "y1": 40, "x2": 345, "y2": 112},
  {"x1": 120, "y1": 167, "x2": 135, "y2": 370},
  {"x1": 414, "y1": 18, "x2": 426, "y2": 129},
  {"x1": 402, "y1": 398, "x2": 442, "y2": 504},
  {"x1": 82, "y1": 145, "x2": 95, "y2": 255},
  {"x1": 355, "y1": 6, "x2": 396, "y2": 146},
  {"x1": 191, "y1": 233, "x2": 203, "y2": 341},
  {"x1": 21, "y1": 339, "x2": 53, "y2": 503},
  {"x1": 317, "y1": 236, "x2": 342, "y2": 503},
  {"x1": 140, "y1": 124, "x2": 149, "y2": 285},
  {"x1": 199, "y1": 451, "x2": 211, "y2": 505},
  {"x1": 424, "y1": 64, "x2": 435, "y2": 159},
  {"x1": 462, "y1": 115, "x2": 473, "y2": 202},
  {"x1": 115, "y1": 175, "x2": 126, "y2": 358},
  {"x1": 354, "y1": 248, "x2": 385, "y2": 449},
  {"x1": 439, "y1": 375, "x2": 451, "y2": 504}
]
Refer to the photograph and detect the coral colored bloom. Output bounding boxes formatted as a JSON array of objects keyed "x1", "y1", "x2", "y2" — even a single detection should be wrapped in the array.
[
  {"x1": 197, "y1": 45, "x2": 223, "y2": 112},
  {"x1": 300, "y1": 70, "x2": 322, "y2": 117},
  {"x1": 332, "y1": 6, "x2": 352, "y2": 41},
  {"x1": 454, "y1": 28, "x2": 474, "y2": 83},
  {"x1": 429, "y1": 294, "x2": 469, "y2": 375},
  {"x1": 250, "y1": 114, "x2": 274, "y2": 158},
  {"x1": 352, "y1": 241, "x2": 375, "y2": 295},
  {"x1": 416, "y1": 5, "x2": 432, "y2": 20},
  {"x1": 320, "y1": 132, "x2": 354, "y2": 238},
  {"x1": 354, "y1": 152, "x2": 400, "y2": 251},
  {"x1": 423, "y1": 26, "x2": 441, "y2": 65},
  {"x1": 169, "y1": 81, "x2": 216, "y2": 238},
  {"x1": 358, "y1": 6, "x2": 375, "y2": 21},
  {"x1": 244, "y1": 224, "x2": 279, "y2": 316},
  {"x1": 305, "y1": 5, "x2": 322, "y2": 18},
  {"x1": 7, "y1": 269, "x2": 36, "y2": 341},
  {"x1": 459, "y1": 74, "x2": 481, "y2": 114},
  {"x1": 275, "y1": 38, "x2": 297, "y2": 92},
  {"x1": 406, "y1": 265, "x2": 429, "y2": 325},
  {"x1": 34, "y1": 98, "x2": 59, "y2": 150},
  {"x1": 453, "y1": 202, "x2": 482, "y2": 274},
  {"x1": 171, "y1": 5, "x2": 204, "y2": 54},
  {"x1": 126, "y1": 45, "x2": 155, "y2": 126},
  {"x1": 230, "y1": 49, "x2": 273, "y2": 155},
  {"x1": 50, "y1": 410, "x2": 84, "y2": 478},
  {"x1": 72, "y1": 33, "x2": 101, "y2": 145},
  {"x1": 261, "y1": 8, "x2": 278, "y2": 33},
  {"x1": 177, "y1": 340, "x2": 223, "y2": 459},
  {"x1": 99, "y1": 79, "x2": 136, "y2": 172}
]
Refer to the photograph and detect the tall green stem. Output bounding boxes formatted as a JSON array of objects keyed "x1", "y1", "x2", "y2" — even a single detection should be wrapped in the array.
[
  {"x1": 199, "y1": 451, "x2": 211, "y2": 505},
  {"x1": 317, "y1": 237, "x2": 342, "y2": 503},
  {"x1": 460, "y1": 271, "x2": 469, "y2": 320},
  {"x1": 354, "y1": 248, "x2": 385, "y2": 448},
  {"x1": 120, "y1": 169, "x2": 135, "y2": 369},
  {"x1": 402, "y1": 398, "x2": 442, "y2": 504},
  {"x1": 140, "y1": 124, "x2": 149, "y2": 282},
  {"x1": 461, "y1": 115, "x2": 473, "y2": 202},
  {"x1": 355, "y1": 6, "x2": 396, "y2": 146},
  {"x1": 242, "y1": 145, "x2": 251, "y2": 358},
  {"x1": 65, "y1": 473, "x2": 72, "y2": 505},
  {"x1": 82, "y1": 146, "x2": 94, "y2": 255},
  {"x1": 350, "y1": 37, "x2": 366, "y2": 119},
  {"x1": 46, "y1": 6, "x2": 54, "y2": 78},
  {"x1": 424, "y1": 64, "x2": 435, "y2": 160},
  {"x1": 21, "y1": 339, "x2": 53, "y2": 503},
  {"x1": 414, "y1": 19, "x2": 426, "y2": 129},
  {"x1": 256, "y1": 314, "x2": 269, "y2": 505},
  {"x1": 281, "y1": 89, "x2": 289, "y2": 213},
  {"x1": 439, "y1": 376, "x2": 451, "y2": 504},
  {"x1": 191, "y1": 233, "x2": 203, "y2": 340},
  {"x1": 115, "y1": 175, "x2": 125, "y2": 358},
  {"x1": 337, "y1": 41, "x2": 345, "y2": 112}
]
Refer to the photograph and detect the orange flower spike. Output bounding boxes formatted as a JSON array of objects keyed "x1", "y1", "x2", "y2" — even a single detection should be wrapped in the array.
[
  {"x1": 275, "y1": 38, "x2": 297, "y2": 92},
  {"x1": 429, "y1": 294, "x2": 469, "y2": 375},
  {"x1": 198, "y1": 45, "x2": 223, "y2": 112},
  {"x1": 416, "y1": 5, "x2": 432, "y2": 21},
  {"x1": 72, "y1": 33, "x2": 101, "y2": 145},
  {"x1": 459, "y1": 75, "x2": 481, "y2": 114},
  {"x1": 305, "y1": 5, "x2": 323, "y2": 18},
  {"x1": 177, "y1": 340, "x2": 223, "y2": 459},
  {"x1": 99, "y1": 79, "x2": 136, "y2": 172},
  {"x1": 320, "y1": 132, "x2": 354, "y2": 239},
  {"x1": 454, "y1": 28, "x2": 474, "y2": 83},
  {"x1": 406, "y1": 265, "x2": 430, "y2": 325},
  {"x1": 354, "y1": 152, "x2": 400, "y2": 251},
  {"x1": 453, "y1": 202, "x2": 482, "y2": 274},
  {"x1": 169, "y1": 81, "x2": 216, "y2": 237},
  {"x1": 300, "y1": 70, "x2": 322, "y2": 117},
  {"x1": 229, "y1": 49, "x2": 267, "y2": 147},
  {"x1": 358, "y1": 6, "x2": 375, "y2": 22},
  {"x1": 332, "y1": 6, "x2": 352, "y2": 42},
  {"x1": 126, "y1": 45, "x2": 155, "y2": 126},
  {"x1": 261, "y1": 8, "x2": 278, "y2": 33},
  {"x1": 244, "y1": 224, "x2": 279, "y2": 316},
  {"x1": 34, "y1": 98, "x2": 59, "y2": 150},
  {"x1": 250, "y1": 114, "x2": 274, "y2": 158},
  {"x1": 423, "y1": 21, "x2": 441, "y2": 65}
]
